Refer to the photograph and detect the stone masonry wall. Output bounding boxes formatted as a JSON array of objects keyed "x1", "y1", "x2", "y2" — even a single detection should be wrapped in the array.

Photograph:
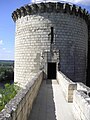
[
  {"x1": 57, "y1": 71, "x2": 77, "y2": 102},
  {"x1": 87, "y1": 17, "x2": 90, "y2": 86},
  {"x1": 0, "y1": 71, "x2": 43, "y2": 120},
  {"x1": 13, "y1": 3, "x2": 88, "y2": 86},
  {"x1": 57, "y1": 70, "x2": 90, "y2": 120}
]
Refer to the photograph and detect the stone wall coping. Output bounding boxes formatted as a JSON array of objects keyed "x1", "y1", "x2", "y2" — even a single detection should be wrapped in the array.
[
  {"x1": 58, "y1": 71, "x2": 76, "y2": 85},
  {"x1": 73, "y1": 89, "x2": 90, "y2": 120},
  {"x1": 74, "y1": 90, "x2": 90, "y2": 105},
  {"x1": 12, "y1": 2, "x2": 89, "y2": 23},
  {"x1": 0, "y1": 70, "x2": 43, "y2": 120},
  {"x1": 77, "y1": 82, "x2": 90, "y2": 92},
  {"x1": 57, "y1": 71, "x2": 77, "y2": 102}
]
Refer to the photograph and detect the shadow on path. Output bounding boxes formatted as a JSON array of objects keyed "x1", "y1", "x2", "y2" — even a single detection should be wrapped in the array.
[{"x1": 28, "y1": 80, "x2": 57, "y2": 120}]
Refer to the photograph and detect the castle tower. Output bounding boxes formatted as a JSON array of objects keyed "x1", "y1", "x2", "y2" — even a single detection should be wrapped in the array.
[
  {"x1": 12, "y1": 2, "x2": 89, "y2": 87},
  {"x1": 87, "y1": 15, "x2": 90, "y2": 87}
]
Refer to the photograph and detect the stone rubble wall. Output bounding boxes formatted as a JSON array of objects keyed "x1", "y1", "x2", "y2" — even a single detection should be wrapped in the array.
[
  {"x1": 0, "y1": 71, "x2": 43, "y2": 120},
  {"x1": 57, "y1": 71, "x2": 77, "y2": 102}
]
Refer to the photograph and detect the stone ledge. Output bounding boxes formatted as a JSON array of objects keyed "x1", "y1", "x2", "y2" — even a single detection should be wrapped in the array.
[
  {"x1": 73, "y1": 90, "x2": 90, "y2": 120},
  {"x1": 0, "y1": 71, "x2": 44, "y2": 120},
  {"x1": 57, "y1": 71, "x2": 77, "y2": 102},
  {"x1": 12, "y1": 2, "x2": 89, "y2": 23},
  {"x1": 77, "y1": 82, "x2": 90, "y2": 93}
]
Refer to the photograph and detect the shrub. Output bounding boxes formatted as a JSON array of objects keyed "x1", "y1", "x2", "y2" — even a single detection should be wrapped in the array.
[{"x1": 0, "y1": 83, "x2": 20, "y2": 111}]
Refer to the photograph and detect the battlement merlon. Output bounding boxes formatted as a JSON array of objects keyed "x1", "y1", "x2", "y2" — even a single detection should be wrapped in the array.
[{"x1": 12, "y1": 2, "x2": 89, "y2": 23}]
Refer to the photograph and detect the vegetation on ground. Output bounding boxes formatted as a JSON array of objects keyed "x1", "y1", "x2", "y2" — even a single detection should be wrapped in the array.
[
  {"x1": 0, "y1": 60, "x2": 18, "y2": 111},
  {"x1": 0, "y1": 83, "x2": 20, "y2": 111}
]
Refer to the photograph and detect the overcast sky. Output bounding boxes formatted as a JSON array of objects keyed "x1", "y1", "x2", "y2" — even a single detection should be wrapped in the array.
[{"x1": 0, "y1": 0, "x2": 90, "y2": 60}]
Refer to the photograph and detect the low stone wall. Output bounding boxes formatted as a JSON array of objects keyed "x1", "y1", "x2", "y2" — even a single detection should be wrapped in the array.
[
  {"x1": 73, "y1": 83, "x2": 90, "y2": 120},
  {"x1": 57, "y1": 71, "x2": 77, "y2": 102},
  {"x1": 0, "y1": 71, "x2": 43, "y2": 120},
  {"x1": 77, "y1": 82, "x2": 90, "y2": 91}
]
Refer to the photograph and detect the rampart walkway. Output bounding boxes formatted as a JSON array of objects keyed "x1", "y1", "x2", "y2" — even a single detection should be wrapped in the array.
[
  {"x1": 0, "y1": 71, "x2": 89, "y2": 120},
  {"x1": 28, "y1": 80, "x2": 75, "y2": 120}
]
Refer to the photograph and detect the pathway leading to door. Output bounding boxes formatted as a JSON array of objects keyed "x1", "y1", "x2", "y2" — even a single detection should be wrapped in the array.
[{"x1": 28, "y1": 80, "x2": 75, "y2": 120}]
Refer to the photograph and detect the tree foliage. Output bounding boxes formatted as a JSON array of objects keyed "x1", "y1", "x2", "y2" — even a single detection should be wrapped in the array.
[
  {"x1": 0, "y1": 83, "x2": 20, "y2": 111},
  {"x1": 0, "y1": 61, "x2": 16, "y2": 111},
  {"x1": 0, "y1": 62, "x2": 14, "y2": 82}
]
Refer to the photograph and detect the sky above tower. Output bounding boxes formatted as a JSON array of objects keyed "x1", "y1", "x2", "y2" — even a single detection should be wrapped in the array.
[
  {"x1": 0, "y1": 0, "x2": 90, "y2": 60},
  {"x1": 32, "y1": 0, "x2": 90, "y2": 6}
]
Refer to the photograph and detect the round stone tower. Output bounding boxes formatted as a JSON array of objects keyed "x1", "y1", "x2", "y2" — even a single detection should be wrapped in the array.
[{"x1": 12, "y1": 2, "x2": 89, "y2": 87}]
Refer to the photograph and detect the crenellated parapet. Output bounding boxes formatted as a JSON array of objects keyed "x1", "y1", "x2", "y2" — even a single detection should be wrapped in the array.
[{"x1": 12, "y1": 2, "x2": 89, "y2": 23}]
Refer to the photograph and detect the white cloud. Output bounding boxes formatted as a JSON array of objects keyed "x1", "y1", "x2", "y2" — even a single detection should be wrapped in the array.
[
  {"x1": 2, "y1": 48, "x2": 11, "y2": 53},
  {"x1": 3, "y1": 48, "x2": 6, "y2": 50},
  {"x1": 60, "y1": 0, "x2": 90, "y2": 6},
  {"x1": 0, "y1": 40, "x2": 3, "y2": 45},
  {"x1": 32, "y1": 0, "x2": 90, "y2": 6},
  {"x1": 6, "y1": 50, "x2": 11, "y2": 53}
]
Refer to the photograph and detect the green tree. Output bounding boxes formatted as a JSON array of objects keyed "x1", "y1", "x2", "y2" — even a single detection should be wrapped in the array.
[
  {"x1": 0, "y1": 66, "x2": 14, "y2": 82},
  {"x1": 0, "y1": 83, "x2": 20, "y2": 111}
]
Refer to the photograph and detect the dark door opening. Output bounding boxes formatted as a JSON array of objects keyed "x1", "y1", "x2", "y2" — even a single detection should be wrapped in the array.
[{"x1": 47, "y1": 62, "x2": 56, "y2": 79}]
